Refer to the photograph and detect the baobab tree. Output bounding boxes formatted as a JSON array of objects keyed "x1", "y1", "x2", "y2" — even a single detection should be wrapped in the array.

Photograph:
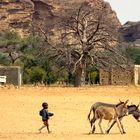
[
  {"x1": 36, "y1": 2, "x2": 128, "y2": 87},
  {"x1": 59, "y1": 2, "x2": 128, "y2": 86}
]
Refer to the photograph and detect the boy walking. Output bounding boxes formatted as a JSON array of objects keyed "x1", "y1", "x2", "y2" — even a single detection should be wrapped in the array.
[{"x1": 38, "y1": 102, "x2": 54, "y2": 133}]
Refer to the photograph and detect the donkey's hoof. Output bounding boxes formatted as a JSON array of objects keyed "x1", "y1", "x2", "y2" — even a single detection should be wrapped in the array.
[
  {"x1": 121, "y1": 131, "x2": 126, "y2": 134},
  {"x1": 101, "y1": 132, "x2": 104, "y2": 135},
  {"x1": 89, "y1": 131, "x2": 93, "y2": 135},
  {"x1": 89, "y1": 131, "x2": 95, "y2": 135},
  {"x1": 105, "y1": 130, "x2": 109, "y2": 134}
]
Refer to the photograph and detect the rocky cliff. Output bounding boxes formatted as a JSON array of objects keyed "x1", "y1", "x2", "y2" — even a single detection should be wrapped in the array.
[
  {"x1": 0, "y1": 0, "x2": 121, "y2": 37},
  {"x1": 0, "y1": 0, "x2": 33, "y2": 36},
  {"x1": 119, "y1": 21, "x2": 140, "y2": 47}
]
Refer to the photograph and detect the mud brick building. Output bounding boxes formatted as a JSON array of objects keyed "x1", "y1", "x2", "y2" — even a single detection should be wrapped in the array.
[
  {"x1": 99, "y1": 65, "x2": 140, "y2": 85},
  {"x1": 0, "y1": 66, "x2": 22, "y2": 86},
  {"x1": 134, "y1": 65, "x2": 140, "y2": 85}
]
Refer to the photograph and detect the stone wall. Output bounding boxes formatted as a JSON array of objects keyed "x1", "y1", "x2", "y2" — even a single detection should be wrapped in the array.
[
  {"x1": 99, "y1": 66, "x2": 136, "y2": 85},
  {"x1": 0, "y1": 66, "x2": 22, "y2": 86},
  {"x1": 99, "y1": 69, "x2": 111, "y2": 85}
]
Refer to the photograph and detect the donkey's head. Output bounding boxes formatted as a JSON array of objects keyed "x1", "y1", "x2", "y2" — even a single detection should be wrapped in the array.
[
  {"x1": 127, "y1": 102, "x2": 140, "y2": 114},
  {"x1": 116, "y1": 100, "x2": 129, "y2": 117},
  {"x1": 127, "y1": 102, "x2": 140, "y2": 122}
]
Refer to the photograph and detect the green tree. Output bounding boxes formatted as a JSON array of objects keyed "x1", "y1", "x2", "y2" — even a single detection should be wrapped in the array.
[
  {"x1": 126, "y1": 47, "x2": 140, "y2": 64},
  {"x1": 86, "y1": 66, "x2": 99, "y2": 84},
  {"x1": 0, "y1": 52, "x2": 10, "y2": 65},
  {"x1": 0, "y1": 31, "x2": 21, "y2": 64},
  {"x1": 38, "y1": 59, "x2": 58, "y2": 85},
  {"x1": 28, "y1": 66, "x2": 46, "y2": 85}
]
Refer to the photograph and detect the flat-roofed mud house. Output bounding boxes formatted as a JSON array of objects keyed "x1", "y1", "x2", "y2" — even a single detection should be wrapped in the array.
[{"x1": 0, "y1": 66, "x2": 22, "y2": 86}]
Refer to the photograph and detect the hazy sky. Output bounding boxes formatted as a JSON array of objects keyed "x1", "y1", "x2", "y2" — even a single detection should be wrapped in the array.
[{"x1": 105, "y1": 0, "x2": 140, "y2": 24}]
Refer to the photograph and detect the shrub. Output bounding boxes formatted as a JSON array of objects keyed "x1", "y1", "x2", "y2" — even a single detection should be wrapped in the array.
[
  {"x1": 126, "y1": 47, "x2": 140, "y2": 64},
  {"x1": 28, "y1": 66, "x2": 46, "y2": 84},
  {"x1": 88, "y1": 71, "x2": 99, "y2": 84},
  {"x1": 44, "y1": 72, "x2": 58, "y2": 85}
]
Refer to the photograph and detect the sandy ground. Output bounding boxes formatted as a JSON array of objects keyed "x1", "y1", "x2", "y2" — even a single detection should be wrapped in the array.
[{"x1": 0, "y1": 85, "x2": 140, "y2": 140}]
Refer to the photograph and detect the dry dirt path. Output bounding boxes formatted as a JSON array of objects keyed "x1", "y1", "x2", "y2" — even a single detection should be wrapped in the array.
[{"x1": 0, "y1": 86, "x2": 140, "y2": 140}]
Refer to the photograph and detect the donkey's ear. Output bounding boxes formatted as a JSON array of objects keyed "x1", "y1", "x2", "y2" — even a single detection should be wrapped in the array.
[
  {"x1": 137, "y1": 102, "x2": 140, "y2": 108},
  {"x1": 119, "y1": 99, "x2": 122, "y2": 103},
  {"x1": 125, "y1": 100, "x2": 129, "y2": 104}
]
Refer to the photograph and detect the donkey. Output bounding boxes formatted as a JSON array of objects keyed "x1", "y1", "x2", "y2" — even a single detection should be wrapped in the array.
[
  {"x1": 88, "y1": 100, "x2": 129, "y2": 134},
  {"x1": 105, "y1": 103, "x2": 140, "y2": 133},
  {"x1": 88, "y1": 101, "x2": 139, "y2": 134},
  {"x1": 88, "y1": 101, "x2": 124, "y2": 128}
]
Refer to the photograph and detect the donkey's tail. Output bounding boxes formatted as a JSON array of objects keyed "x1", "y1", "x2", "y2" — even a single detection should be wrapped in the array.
[{"x1": 87, "y1": 105, "x2": 95, "y2": 122}]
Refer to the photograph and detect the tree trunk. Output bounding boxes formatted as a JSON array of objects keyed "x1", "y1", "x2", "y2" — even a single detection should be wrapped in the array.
[
  {"x1": 74, "y1": 63, "x2": 86, "y2": 87},
  {"x1": 74, "y1": 66, "x2": 82, "y2": 87}
]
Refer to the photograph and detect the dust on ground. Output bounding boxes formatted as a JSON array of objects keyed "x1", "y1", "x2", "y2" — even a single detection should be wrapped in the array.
[{"x1": 0, "y1": 85, "x2": 140, "y2": 140}]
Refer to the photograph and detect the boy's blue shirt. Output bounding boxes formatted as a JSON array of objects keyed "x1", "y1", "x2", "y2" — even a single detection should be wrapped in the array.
[
  {"x1": 41, "y1": 109, "x2": 49, "y2": 121},
  {"x1": 40, "y1": 108, "x2": 54, "y2": 121}
]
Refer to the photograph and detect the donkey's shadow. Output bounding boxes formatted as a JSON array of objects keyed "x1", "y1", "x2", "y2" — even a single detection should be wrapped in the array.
[{"x1": 82, "y1": 132, "x2": 123, "y2": 135}]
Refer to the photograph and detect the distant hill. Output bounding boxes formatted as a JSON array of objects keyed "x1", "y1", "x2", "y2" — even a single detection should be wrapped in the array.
[
  {"x1": 119, "y1": 21, "x2": 140, "y2": 47},
  {"x1": 2, "y1": 0, "x2": 140, "y2": 48}
]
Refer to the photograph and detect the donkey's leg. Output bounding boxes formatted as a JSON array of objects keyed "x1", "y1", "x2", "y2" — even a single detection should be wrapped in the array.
[
  {"x1": 90, "y1": 117, "x2": 96, "y2": 134},
  {"x1": 137, "y1": 116, "x2": 140, "y2": 122},
  {"x1": 106, "y1": 120, "x2": 116, "y2": 134},
  {"x1": 119, "y1": 120, "x2": 125, "y2": 133},
  {"x1": 115, "y1": 118, "x2": 125, "y2": 133},
  {"x1": 98, "y1": 118, "x2": 104, "y2": 134},
  {"x1": 133, "y1": 114, "x2": 140, "y2": 122},
  {"x1": 116, "y1": 117, "x2": 123, "y2": 134}
]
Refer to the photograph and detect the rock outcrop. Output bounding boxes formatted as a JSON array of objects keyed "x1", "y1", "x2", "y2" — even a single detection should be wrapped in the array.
[
  {"x1": 0, "y1": 0, "x2": 121, "y2": 37},
  {"x1": 119, "y1": 21, "x2": 140, "y2": 47},
  {"x1": 0, "y1": 0, "x2": 33, "y2": 36}
]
